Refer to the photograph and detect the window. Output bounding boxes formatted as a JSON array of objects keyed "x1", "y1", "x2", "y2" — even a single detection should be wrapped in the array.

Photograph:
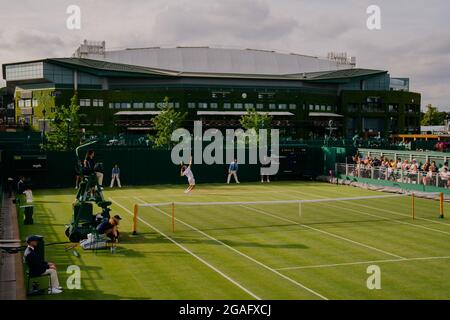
[
  {"x1": 258, "y1": 92, "x2": 275, "y2": 99},
  {"x1": 321, "y1": 105, "x2": 326, "y2": 111},
  {"x1": 269, "y1": 104, "x2": 276, "y2": 110},
  {"x1": 18, "y1": 100, "x2": 24, "y2": 108},
  {"x1": 109, "y1": 103, "x2": 114, "y2": 109},
  {"x1": 233, "y1": 103, "x2": 243, "y2": 109},
  {"x1": 25, "y1": 100, "x2": 32, "y2": 107},
  {"x1": 327, "y1": 105, "x2": 332, "y2": 111},
  {"x1": 198, "y1": 102, "x2": 208, "y2": 109},
  {"x1": 121, "y1": 102, "x2": 131, "y2": 109},
  {"x1": 210, "y1": 103, "x2": 218, "y2": 109},
  {"x1": 93, "y1": 99, "x2": 104, "y2": 107},
  {"x1": 244, "y1": 103, "x2": 254, "y2": 109},
  {"x1": 188, "y1": 102, "x2": 196, "y2": 109},
  {"x1": 278, "y1": 104, "x2": 287, "y2": 110},
  {"x1": 5, "y1": 62, "x2": 44, "y2": 81},
  {"x1": 289, "y1": 104, "x2": 296, "y2": 110},
  {"x1": 133, "y1": 102, "x2": 144, "y2": 109},
  {"x1": 309, "y1": 104, "x2": 314, "y2": 111},
  {"x1": 114, "y1": 102, "x2": 121, "y2": 109},
  {"x1": 32, "y1": 99, "x2": 38, "y2": 107},
  {"x1": 80, "y1": 99, "x2": 91, "y2": 107},
  {"x1": 145, "y1": 102, "x2": 155, "y2": 109},
  {"x1": 224, "y1": 103, "x2": 231, "y2": 109},
  {"x1": 315, "y1": 105, "x2": 320, "y2": 111},
  {"x1": 256, "y1": 103, "x2": 264, "y2": 110}
]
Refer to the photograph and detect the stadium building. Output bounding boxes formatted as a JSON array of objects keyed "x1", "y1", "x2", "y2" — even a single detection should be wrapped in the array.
[{"x1": 1, "y1": 41, "x2": 421, "y2": 139}]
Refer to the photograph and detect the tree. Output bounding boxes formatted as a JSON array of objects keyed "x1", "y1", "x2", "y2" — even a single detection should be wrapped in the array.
[
  {"x1": 149, "y1": 97, "x2": 187, "y2": 148},
  {"x1": 44, "y1": 94, "x2": 81, "y2": 151},
  {"x1": 421, "y1": 104, "x2": 447, "y2": 126},
  {"x1": 240, "y1": 107, "x2": 273, "y2": 133}
]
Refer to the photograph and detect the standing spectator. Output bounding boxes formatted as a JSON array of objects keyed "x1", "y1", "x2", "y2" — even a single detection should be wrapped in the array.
[
  {"x1": 227, "y1": 159, "x2": 240, "y2": 184},
  {"x1": 17, "y1": 176, "x2": 26, "y2": 195},
  {"x1": 24, "y1": 235, "x2": 63, "y2": 294},
  {"x1": 110, "y1": 164, "x2": 122, "y2": 188},
  {"x1": 261, "y1": 156, "x2": 271, "y2": 183},
  {"x1": 74, "y1": 159, "x2": 82, "y2": 189}
]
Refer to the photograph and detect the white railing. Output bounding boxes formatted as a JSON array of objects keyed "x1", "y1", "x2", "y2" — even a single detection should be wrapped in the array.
[{"x1": 336, "y1": 163, "x2": 450, "y2": 188}]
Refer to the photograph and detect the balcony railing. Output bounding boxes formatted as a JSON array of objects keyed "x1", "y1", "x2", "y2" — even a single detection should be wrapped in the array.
[{"x1": 336, "y1": 163, "x2": 450, "y2": 188}]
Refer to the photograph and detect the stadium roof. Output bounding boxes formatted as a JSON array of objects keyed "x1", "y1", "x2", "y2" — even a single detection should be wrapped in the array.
[
  {"x1": 79, "y1": 46, "x2": 355, "y2": 76},
  {"x1": 3, "y1": 57, "x2": 387, "y2": 82}
]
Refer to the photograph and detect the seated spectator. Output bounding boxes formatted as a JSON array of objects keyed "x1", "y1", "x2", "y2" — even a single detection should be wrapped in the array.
[
  {"x1": 430, "y1": 161, "x2": 438, "y2": 172},
  {"x1": 424, "y1": 168, "x2": 434, "y2": 185},
  {"x1": 440, "y1": 167, "x2": 450, "y2": 188},
  {"x1": 409, "y1": 159, "x2": 419, "y2": 183},
  {"x1": 440, "y1": 161, "x2": 449, "y2": 173},
  {"x1": 96, "y1": 215, "x2": 122, "y2": 241},
  {"x1": 83, "y1": 150, "x2": 104, "y2": 189},
  {"x1": 23, "y1": 235, "x2": 63, "y2": 294}
]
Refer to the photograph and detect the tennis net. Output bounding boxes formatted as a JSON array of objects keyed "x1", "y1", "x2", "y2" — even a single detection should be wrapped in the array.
[{"x1": 131, "y1": 193, "x2": 446, "y2": 235}]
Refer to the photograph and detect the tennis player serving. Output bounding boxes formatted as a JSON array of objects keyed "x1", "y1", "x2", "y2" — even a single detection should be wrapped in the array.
[{"x1": 180, "y1": 156, "x2": 196, "y2": 193}]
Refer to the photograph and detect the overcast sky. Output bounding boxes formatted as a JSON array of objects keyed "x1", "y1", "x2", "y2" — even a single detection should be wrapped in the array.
[{"x1": 1, "y1": 0, "x2": 449, "y2": 110}]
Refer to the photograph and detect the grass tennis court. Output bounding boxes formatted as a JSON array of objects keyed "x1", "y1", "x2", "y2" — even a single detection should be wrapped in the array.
[{"x1": 21, "y1": 182, "x2": 450, "y2": 300}]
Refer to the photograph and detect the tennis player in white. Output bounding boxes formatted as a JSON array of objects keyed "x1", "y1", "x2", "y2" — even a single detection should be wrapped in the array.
[{"x1": 180, "y1": 157, "x2": 196, "y2": 193}]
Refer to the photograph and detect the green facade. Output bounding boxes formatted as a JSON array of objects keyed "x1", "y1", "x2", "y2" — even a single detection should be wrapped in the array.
[{"x1": 3, "y1": 58, "x2": 421, "y2": 139}]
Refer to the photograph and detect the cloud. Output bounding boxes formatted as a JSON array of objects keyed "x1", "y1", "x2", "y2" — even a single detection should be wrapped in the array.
[
  {"x1": 0, "y1": 0, "x2": 449, "y2": 109},
  {"x1": 150, "y1": 0, "x2": 298, "y2": 44}
]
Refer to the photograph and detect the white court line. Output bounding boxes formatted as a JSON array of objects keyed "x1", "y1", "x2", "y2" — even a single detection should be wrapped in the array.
[
  {"x1": 241, "y1": 205, "x2": 405, "y2": 260},
  {"x1": 109, "y1": 198, "x2": 261, "y2": 300},
  {"x1": 289, "y1": 188, "x2": 450, "y2": 236},
  {"x1": 134, "y1": 196, "x2": 328, "y2": 300},
  {"x1": 306, "y1": 185, "x2": 450, "y2": 227},
  {"x1": 276, "y1": 255, "x2": 450, "y2": 271}
]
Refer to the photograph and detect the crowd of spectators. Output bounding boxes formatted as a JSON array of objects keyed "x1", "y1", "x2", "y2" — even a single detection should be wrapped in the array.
[{"x1": 351, "y1": 154, "x2": 450, "y2": 187}]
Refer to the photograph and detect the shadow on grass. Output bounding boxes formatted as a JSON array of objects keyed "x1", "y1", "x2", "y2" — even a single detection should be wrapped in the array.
[
  {"x1": 28, "y1": 289, "x2": 151, "y2": 300},
  {"x1": 126, "y1": 232, "x2": 309, "y2": 250}
]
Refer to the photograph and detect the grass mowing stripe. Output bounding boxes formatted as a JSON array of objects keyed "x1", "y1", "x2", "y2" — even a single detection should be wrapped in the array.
[
  {"x1": 306, "y1": 186, "x2": 450, "y2": 227},
  {"x1": 241, "y1": 205, "x2": 405, "y2": 260},
  {"x1": 276, "y1": 255, "x2": 450, "y2": 271},
  {"x1": 319, "y1": 201, "x2": 450, "y2": 237},
  {"x1": 109, "y1": 197, "x2": 261, "y2": 300},
  {"x1": 288, "y1": 188, "x2": 450, "y2": 236},
  {"x1": 133, "y1": 197, "x2": 328, "y2": 300}
]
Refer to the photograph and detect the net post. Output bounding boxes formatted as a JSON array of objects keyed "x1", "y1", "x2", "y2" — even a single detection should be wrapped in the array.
[
  {"x1": 172, "y1": 202, "x2": 175, "y2": 232},
  {"x1": 412, "y1": 193, "x2": 415, "y2": 220},
  {"x1": 440, "y1": 192, "x2": 444, "y2": 219},
  {"x1": 132, "y1": 204, "x2": 138, "y2": 235}
]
